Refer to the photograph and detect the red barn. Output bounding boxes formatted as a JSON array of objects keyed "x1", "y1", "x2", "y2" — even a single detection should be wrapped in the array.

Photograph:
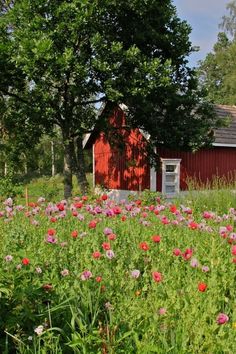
[{"x1": 83, "y1": 104, "x2": 236, "y2": 199}]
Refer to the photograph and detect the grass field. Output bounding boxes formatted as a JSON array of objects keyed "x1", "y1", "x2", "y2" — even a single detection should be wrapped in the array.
[{"x1": 0, "y1": 178, "x2": 236, "y2": 353}]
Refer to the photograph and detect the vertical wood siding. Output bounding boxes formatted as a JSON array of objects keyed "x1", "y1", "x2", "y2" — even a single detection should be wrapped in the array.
[
  {"x1": 157, "y1": 147, "x2": 236, "y2": 191},
  {"x1": 94, "y1": 108, "x2": 150, "y2": 191}
]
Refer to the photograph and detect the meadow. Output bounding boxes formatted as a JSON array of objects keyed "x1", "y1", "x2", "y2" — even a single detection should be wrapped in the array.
[{"x1": 1, "y1": 182, "x2": 236, "y2": 353}]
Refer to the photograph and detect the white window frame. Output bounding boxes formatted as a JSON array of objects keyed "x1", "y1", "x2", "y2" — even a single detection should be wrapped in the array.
[{"x1": 161, "y1": 158, "x2": 181, "y2": 197}]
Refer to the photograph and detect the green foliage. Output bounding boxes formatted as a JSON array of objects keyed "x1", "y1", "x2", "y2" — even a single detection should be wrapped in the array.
[
  {"x1": 0, "y1": 174, "x2": 23, "y2": 199},
  {"x1": 198, "y1": 1, "x2": 236, "y2": 104}
]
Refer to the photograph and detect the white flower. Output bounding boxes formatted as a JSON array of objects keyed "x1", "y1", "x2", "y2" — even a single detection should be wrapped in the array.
[{"x1": 34, "y1": 325, "x2": 44, "y2": 336}]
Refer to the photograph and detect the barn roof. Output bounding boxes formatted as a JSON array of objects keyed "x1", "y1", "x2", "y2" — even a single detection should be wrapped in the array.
[{"x1": 214, "y1": 105, "x2": 236, "y2": 146}]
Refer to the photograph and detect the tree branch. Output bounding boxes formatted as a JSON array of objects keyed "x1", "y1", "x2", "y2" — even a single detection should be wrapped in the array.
[{"x1": 0, "y1": 88, "x2": 30, "y2": 104}]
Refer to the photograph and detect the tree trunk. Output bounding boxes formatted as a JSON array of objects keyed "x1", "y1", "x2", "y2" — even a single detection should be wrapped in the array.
[
  {"x1": 74, "y1": 136, "x2": 89, "y2": 195},
  {"x1": 63, "y1": 137, "x2": 74, "y2": 199},
  {"x1": 51, "y1": 140, "x2": 56, "y2": 177}
]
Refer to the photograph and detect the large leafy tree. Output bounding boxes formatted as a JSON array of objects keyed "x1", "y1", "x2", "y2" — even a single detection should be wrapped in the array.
[
  {"x1": 198, "y1": 0, "x2": 236, "y2": 105},
  {"x1": 1, "y1": 0, "x2": 219, "y2": 198}
]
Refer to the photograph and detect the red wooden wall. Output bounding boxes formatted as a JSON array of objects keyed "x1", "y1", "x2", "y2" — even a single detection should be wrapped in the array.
[
  {"x1": 157, "y1": 147, "x2": 236, "y2": 191},
  {"x1": 94, "y1": 107, "x2": 150, "y2": 191}
]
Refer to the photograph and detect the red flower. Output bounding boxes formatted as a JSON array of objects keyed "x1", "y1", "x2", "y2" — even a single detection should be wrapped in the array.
[
  {"x1": 82, "y1": 196, "x2": 88, "y2": 201},
  {"x1": 89, "y1": 220, "x2": 97, "y2": 229},
  {"x1": 22, "y1": 258, "x2": 30, "y2": 265},
  {"x1": 29, "y1": 202, "x2": 37, "y2": 208},
  {"x1": 154, "y1": 210, "x2": 159, "y2": 215},
  {"x1": 92, "y1": 251, "x2": 101, "y2": 259},
  {"x1": 142, "y1": 212, "x2": 148, "y2": 218},
  {"x1": 50, "y1": 217, "x2": 57, "y2": 223},
  {"x1": 71, "y1": 230, "x2": 78, "y2": 239},
  {"x1": 182, "y1": 248, "x2": 193, "y2": 260},
  {"x1": 74, "y1": 202, "x2": 83, "y2": 209},
  {"x1": 152, "y1": 235, "x2": 161, "y2": 243},
  {"x1": 121, "y1": 215, "x2": 127, "y2": 221},
  {"x1": 152, "y1": 271, "x2": 162, "y2": 283},
  {"x1": 42, "y1": 283, "x2": 53, "y2": 292},
  {"x1": 198, "y1": 282, "x2": 207, "y2": 292},
  {"x1": 47, "y1": 228, "x2": 56, "y2": 236},
  {"x1": 139, "y1": 242, "x2": 149, "y2": 251},
  {"x1": 101, "y1": 194, "x2": 108, "y2": 201},
  {"x1": 135, "y1": 199, "x2": 142, "y2": 206},
  {"x1": 102, "y1": 242, "x2": 111, "y2": 250},
  {"x1": 113, "y1": 206, "x2": 122, "y2": 215},
  {"x1": 57, "y1": 203, "x2": 64, "y2": 211},
  {"x1": 231, "y1": 245, "x2": 236, "y2": 256},
  {"x1": 173, "y1": 248, "x2": 181, "y2": 256},
  {"x1": 232, "y1": 258, "x2": 236, "y2": 263},
  {"x1": 170, "y1": 204, "x2": 177, "y2": 213},
  {"x1": 108, "y1": 233, "x2": 116, "y2": 241},
  {"x1": 96, "y1": 276, "x2": 102, "y2": 282},
  {"x1": 188, "y1": 221, "x2": 198, "y2": 230}
]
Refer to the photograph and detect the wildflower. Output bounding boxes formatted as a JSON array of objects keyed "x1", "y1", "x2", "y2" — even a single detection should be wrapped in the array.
[
  {"x1": 108, "y1": 233, "x2": 116, "y2": 240},
  {"x1": 173, "y1": 248, "x2": 181, "y2": 256},
  {"x1": 202, "y1": 265, "x2": 210, "y2": 272},
  {"x1": 152, "y1": 235, "x2": 161, "y2": 243},
  {"x1": 61, "y1": 269, "x2": 69, "y2": 277},
  {"x1": 121, "y1": 215, "x2": 127, "y2": 221},
  {"x1": 169, "y1": 204, "x2": 177, "y2": 213},
  {"x1": 106, "y1": 250, "x2": 115, "y2": 259},
  {"x1": 35, "y1": 267, "x2": 42, "y2": 274},
  {"x1": 81, "y1": 270, "x2": 92, "y2": 281},
  {"x1": 152, "y1": 271, "x2": 163, "y2": 283},
  {"x1": 16, "y1": 264, "x2": 22, "y2": 270},
  {"x1": 131, "y1": 269, "x2": 140, "y2": 279},
  {"x1": 231, "y1": 245, "x2": 236, "y2": 256},
  {"x1": 182, "y1": 248, "x2": 193, "y2": 260},
  {"x1": 5, "y1": 255, "x2": 13, "y2": 262},
  {"x1": 188, "y1": 221, "x2": 198, "y2": 230},
  {"x1": 190, "y1": 258, "x2": 199, "y2": 268},
  {"x1": 46, "y1": 235, "x2": 57, "y2": 244},
  {"x1": 102, "y1": 242, "x2": 111, "y2": 250},
  {"x1": 96, "y1": 276, "x2": 102, "y2": 282},
  {"x1": 71, "y1": 230, "x2": 78, "y2": 239},
  {"x1": 198, "y1": 282, "x2": 207, "y2": 292},
  {"x1": 22, "y1": 258, "x2": 30, "y2": 265},
  {"x1": 217, "y1": 313, "x2": 229, "y2": 325},
  {"x1": 139, "y1": 242, "x2": 149, "y2": 251},
  {"x1": 88, "y1": 220, "x2": 97, "y2": 228},
  {"x1": 105, "y1": 302, "x2": 113, "y2": 310},
  {"x1": 92, "y1": 251, "x2": 101, "y2": 259},
  {"x1": 101, "y1": 194, "x2": 108, "y2": 201},
  {"x1": 34, "y1": 325, "x2": 44, "y2": 336},
  {"x1": 47, "y1": 228, "x2": 56, "y2": 236},
  {"x1": 42, "y1": 283, "x2": 53, "y2": 291},
  {"x1": 159, "y1": 308, "x2": 167, "y2": 315}
]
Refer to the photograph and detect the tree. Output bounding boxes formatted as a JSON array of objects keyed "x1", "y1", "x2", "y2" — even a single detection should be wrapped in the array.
[
  {"x1": 1, "y1": 0, "x2": 219, "y2": 198},
  {"x1": 198, "y1": 1, "x2": 236, "y2": 105}
]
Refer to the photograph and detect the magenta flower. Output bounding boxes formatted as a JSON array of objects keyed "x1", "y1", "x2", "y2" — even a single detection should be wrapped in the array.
[
  {"x1": 216, "y1": 313, "x2": 229, "y2": 325},
  {"x1": 46, "y1": 235, "x2": 57, "y2": 244}
]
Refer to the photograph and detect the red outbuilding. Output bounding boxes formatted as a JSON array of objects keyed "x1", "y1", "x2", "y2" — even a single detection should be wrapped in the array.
[{"x1": 83, "y1": 104, "x2": 236, "y2": 199}]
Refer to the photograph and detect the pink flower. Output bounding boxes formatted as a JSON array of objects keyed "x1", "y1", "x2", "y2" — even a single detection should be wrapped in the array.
[
  {"x1": 231, "y1": 245, "x2": 236, "y2": 256},
  {"x1": 81, "y1": 270, "x2": 92, "y2": 281},
  {"x1": 216, "y1": 313, "x2": 229, "y2": 325},
  {"x1": 158, "y1": 307, "x2": 167, "y2": 315},
  {"x1": 131, "y1": 269, "x2": 140, "y2": 279},
  {"x1": 106, "y1": 250, "x2": 115, "y2": 259},
  {"x1": 5, "y1": 255, "x2": 13, "y2": 262},
  {"x1": 61, "y1": 269, "x2": 70, "y2": 277}
]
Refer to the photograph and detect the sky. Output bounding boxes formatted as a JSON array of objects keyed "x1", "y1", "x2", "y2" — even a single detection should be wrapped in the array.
[{"x1": 173, "y1": 0, "x2": 229, "y2": 67}]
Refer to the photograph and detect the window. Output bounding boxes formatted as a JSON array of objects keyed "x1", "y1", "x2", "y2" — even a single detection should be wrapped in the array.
[{"x1": 161, "y1": 159, "x2": 181, "y2": 197}]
